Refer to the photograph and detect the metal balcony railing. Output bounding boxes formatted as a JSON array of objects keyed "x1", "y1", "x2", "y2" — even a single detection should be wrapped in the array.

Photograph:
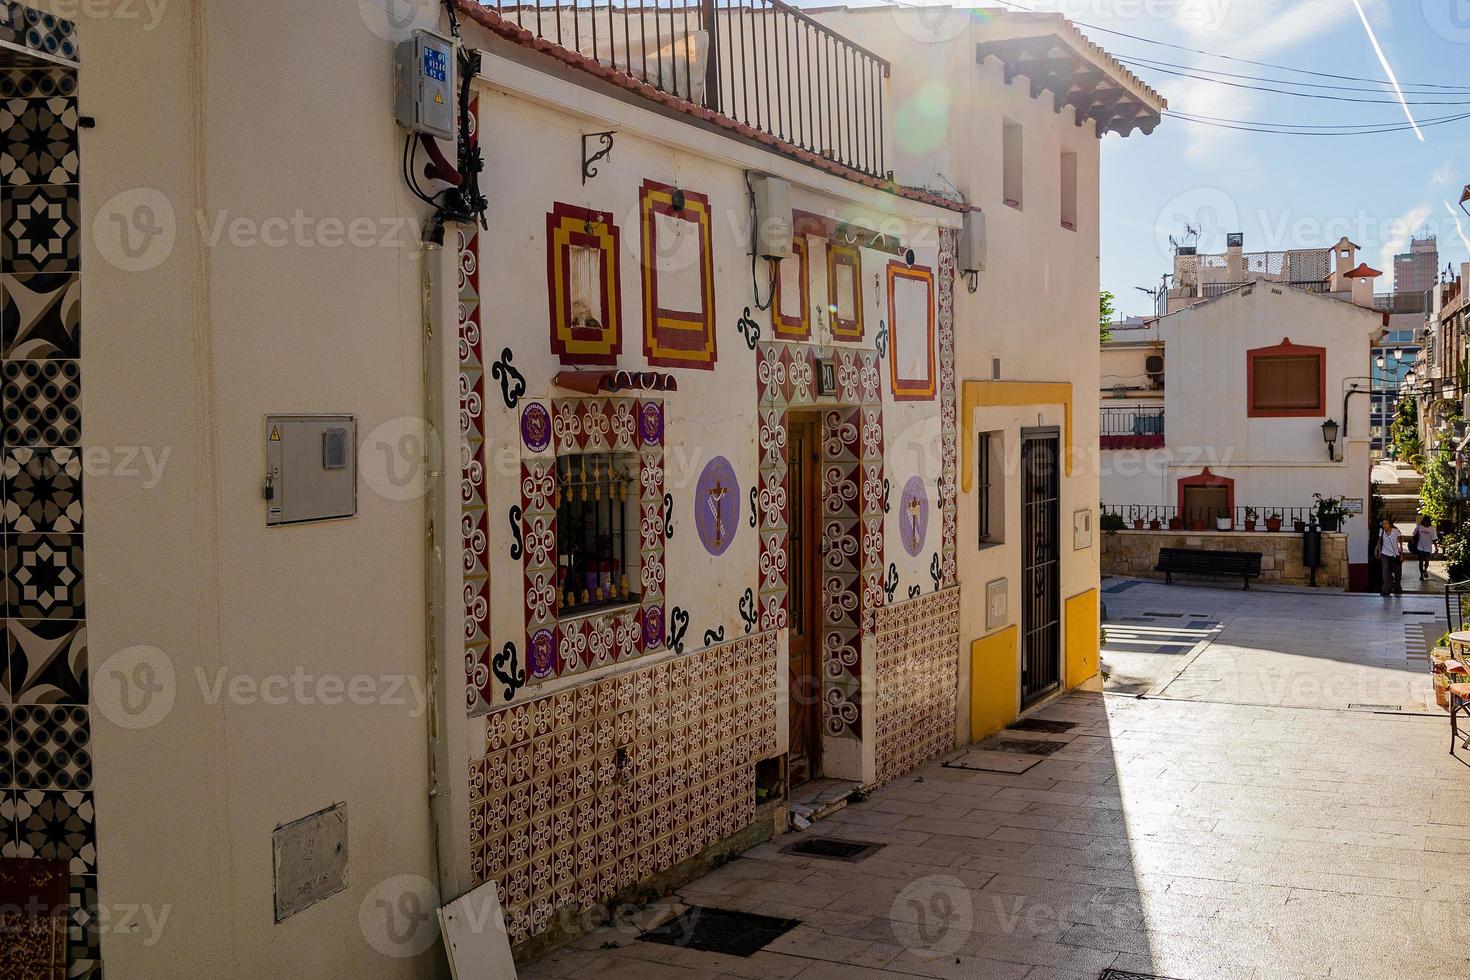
[
  {"x1": 1102, "y1": 504, "x2": 1327, "y2": 532},
  {"x1": 485, "y1": 0, "x2": 889, "y2": 177},
  {"x1": 1200, "y1": 280, "x2": 1332, "y2": 299},
  {"x1": 1374, "y1": 291, "x2": 1430, "y2": 315},
  {"x1": 1101, "y1": 405, "x2": 1164, "y2": 439}
]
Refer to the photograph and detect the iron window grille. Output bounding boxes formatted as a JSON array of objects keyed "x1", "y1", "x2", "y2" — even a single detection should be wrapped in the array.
[{"x1": 556, "y1": 451, "x2": 641, "y2": 615}]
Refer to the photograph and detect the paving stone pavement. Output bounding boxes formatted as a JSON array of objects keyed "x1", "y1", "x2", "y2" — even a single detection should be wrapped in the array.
[{"x1": 522, "y1": 582, "x2": 1470, "y2": 979}]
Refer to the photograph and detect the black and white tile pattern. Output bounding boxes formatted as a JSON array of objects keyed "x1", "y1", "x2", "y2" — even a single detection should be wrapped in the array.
[{"x1": 0, "y1": 25, "x2": 93, "y2": 974}]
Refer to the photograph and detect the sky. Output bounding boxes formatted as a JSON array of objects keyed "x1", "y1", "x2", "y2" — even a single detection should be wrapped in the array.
[{"x1": 1074, "y1": 0, "x2": 1470, "y2": 317}]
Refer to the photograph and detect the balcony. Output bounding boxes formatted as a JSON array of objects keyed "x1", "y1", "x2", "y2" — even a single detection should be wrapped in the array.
[
  {"x1": 1201, "y1": 280, "x2": 1332, "y2": 300},
  {"x1": 1101, "y1": 405, "x2": 1164, "y2": 449},
  {"x1": 478, "y1": 0, "x2": 889, "y2": 178},
  {"x1": 1373, "y1": 292, "x2": 1429, "y2": 315}
]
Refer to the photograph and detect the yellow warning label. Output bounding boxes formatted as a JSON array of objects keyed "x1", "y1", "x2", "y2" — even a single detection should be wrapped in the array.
[
  {"x1": 434, "y1": 91, "x2": 444, "y2": 105},
  {"x1": 269, "y1": 426, "x2": 281, "y2": 441}
]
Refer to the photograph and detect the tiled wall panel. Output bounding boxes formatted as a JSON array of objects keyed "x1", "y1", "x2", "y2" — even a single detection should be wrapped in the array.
[
  {"x1": 470, "y1": 631, "x2": 778, "y2": 946},
  {"x1": 0, "y1": 9, "x2": 93, "y2": 976},
  {"x1": 873, "y1": 588, "x2": 960, "y2": 787}
]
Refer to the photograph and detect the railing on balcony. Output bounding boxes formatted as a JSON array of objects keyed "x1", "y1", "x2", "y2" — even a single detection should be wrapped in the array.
[
  {"x1": 1200, "y1": 280, "x2": 1332, "y2": 299},
  {"x1": 1373, "y1": 291, "x2": 1429, "y2": 315},
  {"x1": 486, "y1": 0, "x2": 889, "y2": 177},
  {"x1": 1103, "y1": 504, "x2": 1327, "y2": 532},
  {"x1": 1100, "y1": 406, "x2": 1164, "y2": 449}
]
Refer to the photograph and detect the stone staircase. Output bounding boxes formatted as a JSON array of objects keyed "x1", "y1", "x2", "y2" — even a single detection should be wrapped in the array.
[{"x1": 1375, "y1": 463, "x2": 1424, "y2": 525}]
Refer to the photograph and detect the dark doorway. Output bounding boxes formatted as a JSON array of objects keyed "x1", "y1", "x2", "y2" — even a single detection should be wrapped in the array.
[
  {"x1": 1021, "y1": 429, "x2": 1061, "y2": 704},
  {"x1": 786, "y1": 415, "x2": 822, "y2": 786}
]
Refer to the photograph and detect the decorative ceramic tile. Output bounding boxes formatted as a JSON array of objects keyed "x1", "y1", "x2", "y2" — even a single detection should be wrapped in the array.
[
  {"x1": 6, "y1": 532, "x2": 83, "y2": 619},
  {"x1": 3, "y1": 183, "x2": 79, "y2": 273},
  {"x1": 872, "y1": 589, "x2": 960, "y2": 786},
  {"x1": 6, "y1": 618, "x2": 85, "y2": 703},
  {"x1": 6, "y1": 789, "x2": 97, "y2": 874},
  {"x1": 470, "y1": 631, "x2": 776, "y2": 946},
  {"x1": 937, "y1": 228, "x2": 959, "y2": 589},
  {"x1": 3, "y1": 358, "x2": 81, "y2": 446},
  {"x1": 68, "y1": 874, "x2": 100, "y2": 978},
  {"x1": 5, "y1": 447, "x2": 81, "y2": 531},
  {"x1": 10, "y1": 703, "x2": 89, "y2": 790},
  {"x1": 0, "y1": 69, "x2": 77, "y2": 100},
  {"x1": 16, "y1": 7, "x2": 78, "y2": 62},
  {"x1": 3, "y1": 271, "x2": 79, "y2": 359},
  {"x1": 459, "y1": 216, "x2": 491, "y2": 715},
  {"x1": 0, "y1": 97, "x2": 78, "y2": 185}
]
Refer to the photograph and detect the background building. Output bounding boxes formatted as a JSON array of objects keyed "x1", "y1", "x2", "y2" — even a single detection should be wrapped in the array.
[{"x1": 1101, "y1": 241, "x2": 1386, "y2": 589}]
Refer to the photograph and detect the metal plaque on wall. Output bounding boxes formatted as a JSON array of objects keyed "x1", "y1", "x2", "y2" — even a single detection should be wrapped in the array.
[{"x1": 273, "y1": 802, "x2": 348, "y2": 923}]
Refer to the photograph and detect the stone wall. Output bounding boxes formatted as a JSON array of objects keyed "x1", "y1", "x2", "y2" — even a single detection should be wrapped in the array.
[{"x1": 1101, "y1": 529, "x2": 1349, "y2": 589}]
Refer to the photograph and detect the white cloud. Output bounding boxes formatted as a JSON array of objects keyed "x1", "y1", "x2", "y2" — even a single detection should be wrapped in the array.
[{"x1": 1430, "y1": 162, "x2": 1456, "y2": 188}]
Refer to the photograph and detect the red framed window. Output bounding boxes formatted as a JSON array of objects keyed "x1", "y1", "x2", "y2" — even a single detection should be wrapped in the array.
[{"x1": 1247, "y1": 339, "x2": 1325, "y2": 418}]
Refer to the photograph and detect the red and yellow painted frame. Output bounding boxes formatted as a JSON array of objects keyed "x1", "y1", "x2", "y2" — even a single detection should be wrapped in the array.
[
  {"x1": 827, "y1": 242, "x2": 864, "y2": 341},
  {"x1": 887, "y1": 260, "x2": 935, "y2": 401},
  {"x1": 1176, "y1": 468, "x2": 1235, "y2": 513},
  {"x1": 639, "y1": 179, "x2": 717, "y2": 370},
  {"x1": 1246, "y1": 338, "x2": 1326, "y2": 418},
  {"x1": 546, "y1": 202, "x2": 623, "y2": 365},
  {"x1": 772, "y1": 236, "x2": 810, "y2": 340}
]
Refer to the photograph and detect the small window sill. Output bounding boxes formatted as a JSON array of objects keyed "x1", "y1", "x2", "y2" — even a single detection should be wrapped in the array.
[
  {"x1": 559, "y1": 597, "x2": 643, "y2": 623},
  {"x1": 1004, "y1": 199, "x2": 1022, "y2": 211}
]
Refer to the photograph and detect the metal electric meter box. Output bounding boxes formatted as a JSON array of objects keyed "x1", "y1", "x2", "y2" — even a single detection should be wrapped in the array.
[
  {"x1": 265, "y1": 415, "x2": 358, "y2": 526},
  {"x1": 394, "y1": 29, "x2": 455, "y2": 140}
]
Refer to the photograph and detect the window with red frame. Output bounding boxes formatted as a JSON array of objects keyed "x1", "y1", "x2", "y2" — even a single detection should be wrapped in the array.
[{"x1": 1248, "y1": 343, "x2": 1324, "y2": 416}]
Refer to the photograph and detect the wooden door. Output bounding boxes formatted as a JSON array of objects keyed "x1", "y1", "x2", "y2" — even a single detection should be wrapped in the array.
[{"x1": 786, "y1": 416, "x2": 821, "y2": 786}]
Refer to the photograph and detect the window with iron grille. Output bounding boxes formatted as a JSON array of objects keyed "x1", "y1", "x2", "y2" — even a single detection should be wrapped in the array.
[
  {"x1": 977, "y1": 431, "x2": 1004, "y2": 547},
  {"x1": 556, "y1": 452, "x2": 640, "y2": 615}
]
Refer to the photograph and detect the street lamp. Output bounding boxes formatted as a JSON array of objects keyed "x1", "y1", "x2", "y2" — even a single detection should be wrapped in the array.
[
  {"x1": 1376, "y1": 353, "x2": 1386, "y2": 370},
  {"x1": 1394, "y1": 349, "x2": 1404, "y2": 361},
  {"x1": 1322, "y1": 418, "x2": 1339, "y2": 461}
]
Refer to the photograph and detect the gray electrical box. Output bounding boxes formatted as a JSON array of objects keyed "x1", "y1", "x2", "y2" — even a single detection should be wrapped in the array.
[
  {"x1": 265, "y1": 415, "x2": 358, "y2": 526},
  {"x1": 394, "y1": 29, "x2": 456, "y2": 140}
]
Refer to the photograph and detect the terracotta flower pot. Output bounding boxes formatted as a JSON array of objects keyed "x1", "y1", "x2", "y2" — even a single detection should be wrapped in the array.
[
  {"x1": 1133, "y1": 519, "x2": 1145, "y2": 530},
  {"x1": 1168, "y1": 518, "x2": 1183, "y2": 530},
  {"x1": 1245, "y1": 520, "x2": 1257, "y2": 531},
  {"x1": 1190, "y1": 520, "x2": 1206, "y2": 531},
  {"x1": 1293, "y1": 520, "x2": 1306, "y2": 533},
  {"x1": 1265, "y1": 518, "x2": 1282, "y2": 532},
  {"x1": 1149, "y1": 520, "x2": 1162, "y2": 530}
]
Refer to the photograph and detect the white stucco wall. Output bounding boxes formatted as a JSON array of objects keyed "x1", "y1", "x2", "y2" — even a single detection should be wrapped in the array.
[
  {"x1": 817, "y1": 7, "x2": 1118, "y2": 730},
  {"x1": 1101, "y1": 283, "x2": 1380, "y2": 570}
]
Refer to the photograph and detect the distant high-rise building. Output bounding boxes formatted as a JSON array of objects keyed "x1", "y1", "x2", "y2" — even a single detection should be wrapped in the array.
[{"x1": 1393, "y1": 235, "x2": 1438, "y2": 295}]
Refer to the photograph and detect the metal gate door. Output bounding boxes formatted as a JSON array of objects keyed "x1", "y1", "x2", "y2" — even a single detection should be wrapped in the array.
[{"x1": 1021, "y1": 430, "x2": 1061, "y2": 704}]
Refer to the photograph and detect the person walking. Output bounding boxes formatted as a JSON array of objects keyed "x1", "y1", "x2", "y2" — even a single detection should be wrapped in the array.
[
  {"x1": 1410, "y1": 515, "x2": 1438, "y2": 580},
  {"x1": 1378, "y1": 518, "x2": 1403, "y2": 596}
]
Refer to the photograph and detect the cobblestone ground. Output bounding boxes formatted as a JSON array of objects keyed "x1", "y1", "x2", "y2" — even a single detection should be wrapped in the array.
[{"x1": 523, "y1": 581, "x2": 1470, "y2": 979}]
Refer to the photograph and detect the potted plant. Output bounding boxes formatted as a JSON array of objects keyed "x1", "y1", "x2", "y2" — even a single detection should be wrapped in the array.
[
  {"x1": 1215, "y1": 514, "x2": 1233, "y2": 531},
  {"x1": 1149, "y1": 517, "x2": 1162, "y2": 530},
  {"x1": 1190, "y1": 516, "x2": 1207, "y2": 531},
  {"x1": 1132, "y1": 516, "x2": 1145, "y2": 530},
  {"x1": 1244, "y1": 507, "x2": 1259, "y2": 532},
  {"x1": 1265, "y1": 512, "x2": 1283, "y2": 532},
  {"x1": 1293, "y1": 517, "x2": 1307, "y2": 533},
  {"x1": 1100, "y1": 511, "x2": 1126, "y2": 535},
  {"x1": 1168, "y1": 515, "x2": 1183, "y2": 530},
  {"x1": 1313, "y1": 493, "x2": 1351, "y2": 532}
]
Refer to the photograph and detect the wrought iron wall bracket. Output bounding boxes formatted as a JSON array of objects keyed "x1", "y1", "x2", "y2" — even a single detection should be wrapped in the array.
[{"x1": 582, "y1": 131, "x2": 616, "y2": 185}]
